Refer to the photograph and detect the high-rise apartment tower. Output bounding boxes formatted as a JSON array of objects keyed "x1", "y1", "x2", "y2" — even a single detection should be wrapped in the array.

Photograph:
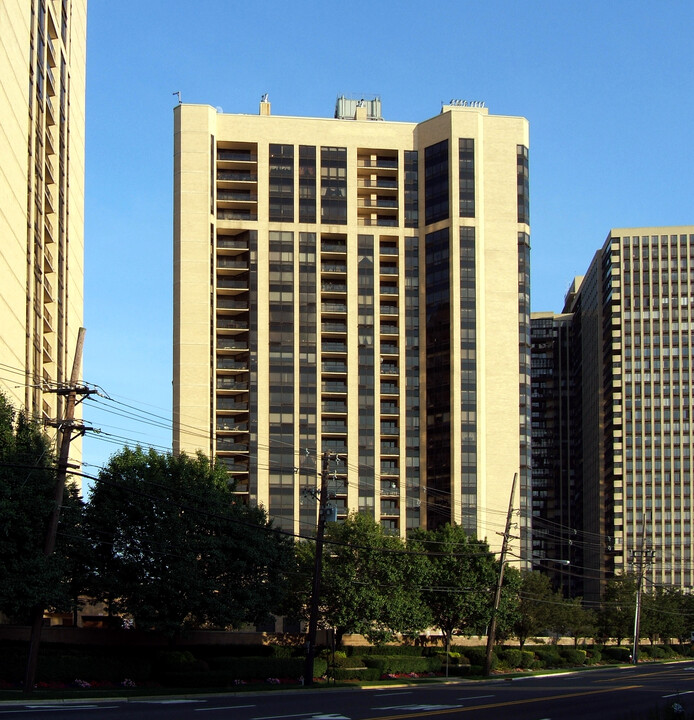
[
  {"x1": 0, "y1": 0, "x2": 86, "y2": 424},
  {"x1": 532, "y1": 226, "x2": 694, "y2": 601},
  {"x1": 174, "y1": 98, "x2": 530, "y2": 551}
]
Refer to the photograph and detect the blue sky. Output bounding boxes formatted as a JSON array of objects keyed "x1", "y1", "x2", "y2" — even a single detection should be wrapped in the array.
[{"x1": 81, "y1": 0, "x2": 694, "y2": 476}]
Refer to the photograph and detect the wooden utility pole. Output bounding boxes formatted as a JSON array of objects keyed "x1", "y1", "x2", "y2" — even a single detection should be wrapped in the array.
[
  {"x1": 631, "y1": 512, "x2": 655, "y2": 665},
  {"x1": 304, "y1": 451, "x2": 332, "y2": 687},
  {"x1": 484, "y1": 472, "x2": 518, "y2": 676},
  {"x1": 24, "y1": 328, "x2": 90, "y2": 693}
]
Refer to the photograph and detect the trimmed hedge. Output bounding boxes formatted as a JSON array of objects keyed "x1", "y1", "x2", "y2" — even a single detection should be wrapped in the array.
[
  {"x1": 363, "y1": 655, "x2": 442, "y2": 674},
  {"x1": 333, "y1": 667, "x2": 381, "y2": 681},
  {"x1": 601, "y1": 646, "x2": 631, "y2": 663},
  {"x1": 461, "y1": 647, "x2": 497, "y2": 671},
  {"x1": 559, "y1": 648, "x2": 586, "y2": 666},
  {"x1": 208, "y1": 656, "x2": 327, "y2": 680},
  {"x1": 346, "y1": 646, "x2": 426, "y2": 657}
]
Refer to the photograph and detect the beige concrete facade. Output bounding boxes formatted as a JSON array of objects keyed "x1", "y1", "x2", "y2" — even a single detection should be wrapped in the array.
[
  {"x1": 174, "y1": 99, "x2": 529, "y2": 551},
  {"x1": 0, "y1": 0, "x2": 86, "y2": 438}
]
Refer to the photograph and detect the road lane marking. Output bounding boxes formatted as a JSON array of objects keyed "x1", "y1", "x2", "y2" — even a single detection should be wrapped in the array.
[
  {"x1": 376, "y1": 706, "x2": 462, "y2": 712},
  {"x1": 360, "y1": 684, "x2": 642, "y2": 720},
  {"x1": 663, "y1": 691, "x2": 694, "y2": 698},
  {"x1": 0, "y1": 707, "x2": 119, "y2": 714},
  {"x1": 196, "y1": 705, "x2": 257, "y2": 712},
  {"x1": 457, "y1": 695, "x2": 494, "y2": 700},
  {"x1": 376, "y1": 692, "x2": 413, "y2": 697}
]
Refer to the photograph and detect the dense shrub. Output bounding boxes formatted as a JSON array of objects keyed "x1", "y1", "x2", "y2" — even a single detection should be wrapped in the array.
[
  {"x1": 347, "y1": 646, "x2": 426, "y2": 657},
  {"x1": 333, "y1": 667, "x2": 381, "y2": 681},
  {"x1": 532, "y1": 647, "x2": 564, "y2": 668},
  {"x1": 559, "y1": 648, "x2": 586, "y2": 666},
  {"x1": 586, "y1": 648, "x2": 602, "y2": 665},
  {"x1": 363, "y1": 655, "x2": 442, "y2": 674},
  {"x1": 461, "y1": 646, "x2": 497, "y2": 670},
  {"x1": 601, "y1": 646, "x2": 631, "y2": 663},
  {"x1": 499, "y1": 648, "x2": 523, "y2": 668},
  {"x1": 209, "y1": 656, "x2": 326, "y2": 680}
]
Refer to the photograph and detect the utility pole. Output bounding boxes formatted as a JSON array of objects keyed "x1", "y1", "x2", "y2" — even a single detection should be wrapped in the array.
[
  {"x1": 631, "y1": 513, "x2": 655, "y2": 665},
  {"x1": 484, "y1": 472, "x2": 518, "y2": 677},
  {"x1": 24, "y1": 328, "x2": 93, "y2": 693},
  {"x1": 304, "y1": 451, "x2": 332, "y2": 686}
]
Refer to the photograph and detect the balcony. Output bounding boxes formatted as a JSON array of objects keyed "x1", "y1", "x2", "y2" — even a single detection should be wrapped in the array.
[
  {"x1": 217, "y1": 278, "x2": 249, "y2": 292},
  {"x1": 321, "y1": 341, "x2": 347, "y2": 353},
  {"x1": 322, "y1": 420, "x2": 348, "y2": 434},
  {"x1": 216, "y1": 398, "x2": 248, "y2": 411},
  {"x1": 322, "y1": 361, "x2": 347, "y2": 374},
  {"x1": 216, "y1": 418, "x2": 248, "y2": 431},
  {"x1": 217, "y1": 338, "x2": 248, "y2": 351},
  {"x1": 217, "y1": 170, "x2": 257, "y2": 182},
  {"x1": 217, "y1": 150, "x2": 257, "y2": 162},
  {"x1": 216, "y1": 438, "x2": 249, "y2": 452},
  {"x1": 217, "y1": 297, "x2": 248, "y2": 310},
  {"x1": 322, "y1": 400, "x2": 347, "y2": 414},
  {"x1": 380, "y1": 481, "x2": 399, "y2": 496},
  {"x1": 380, "y1": 284, "x2": 398, "y2": 296},
  {"x1": 216, "y1": 317, "x2": 248, "y2": 331},
  {"x1": 357, "y1": 158, "x2": 398, "y2": 170},
  {"x1": 358, "y1": 197, "x2": 398, "y2": 209},
  {"x1": 380, "y1": 304, "x2": 398, "y2": 316},
  {"x1": 322, "y1": 301, "x2": 347, "y2": 314},
  {"x1": 357, "y1": 178, "x2": 397, "y2": 190},
  {"x1": 381, "y1": 441, "x2": 398, "y2": 454},
  {"x1": 381, "y1": 342, "x2": 398, "y2": 355},
  {"x1": 321, "y1": 281, "x2": 347, "y2": 294},
  {"x1": 217, "y1": 236, "x2": 250, "y2": 251},
  {"x1": 42, "y1": 336, "x2": 52, "y2": 362},
  {"x1": 380, "y1": 322, "x2": 398, "y2": 335},
  {"x1": 322, "y1": 381, "x2": 348, "y2": 394},
  {"x1": 381, "y1": 403, "x2": 398, "y2": 415},
  {"x1": 322, "y1": 262, "x2": 347, "y2": 273},
  {"x1": 43, "y1": 277, "x2": 53, "y2": 302},
  {"x1": 216, "y1": 377, "x2": 249, "y2": 391},
  {"x1": 322, "y1": 321, "x2": 347, "y2": 333},
  {"x1": 321, "y1": 240, "x2": 347, "y2": 254},
  {"x1": 380, "y1": 382, "x2": 399, "y2": 395},
  {"x1": 380, "y1": 363, "x2": 398, "y2": 376},
  {"x1": 380, "y1": 423, "x2": 399, "y2": 436},
  {"x1": 217, "y1": 209, "x2": 257, "y2": 221},
  {"x1": 217, "y1": 357, "x2": 248, "y2": 370},
  {"x1": 217, "y1": 258, "x2": 249, "y2": 271}
]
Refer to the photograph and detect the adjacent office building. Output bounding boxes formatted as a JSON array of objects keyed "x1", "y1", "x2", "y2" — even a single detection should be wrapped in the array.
[
  {"x1": 174, "y1": 97, "x2": 530, "y2": 551},
  {"x1": 532, "y1": 226, "x2": 694, "y2": 600},
  {"x1": 0, "y1": 0, "x2": 86, "y2": 425}
]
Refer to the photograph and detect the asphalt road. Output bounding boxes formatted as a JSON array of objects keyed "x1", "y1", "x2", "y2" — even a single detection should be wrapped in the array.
[{"x1": 3, "y1": 662, "x2": 694, "y2": 720}]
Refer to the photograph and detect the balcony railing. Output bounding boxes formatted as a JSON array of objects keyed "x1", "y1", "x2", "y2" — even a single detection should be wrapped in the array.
[
  {"x1": 322, "y1": 381, "x2": 347, "y2": 393},
  {"x1": 322, "y1": 321, "x2": 347, "y2": 333},
  {"x1": 322, "y1": 361, "x2": 347, "y2": 373},
  {"x1": 217, "y1": 150, "x2": 257, "y2": 162},
  {"x1": 218, "y1": 210, "x2": 257, "y2": 221},
  {"x1": 217, "y1": 170, "x2": 257, "y2": 181},
  {"x1": 322, "y1": 302, "x2": 347, "y2": 313}
]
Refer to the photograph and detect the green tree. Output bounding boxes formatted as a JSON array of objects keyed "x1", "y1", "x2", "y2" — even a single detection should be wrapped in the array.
[
  {"x1": 410, "y1": 524, "x2": 499, "y2": 649},
  {"x1": 641, "y1": 585, "x2": 687, "y2": 645},
  {"x1": 289, "y1": 513, "x2": 431, "y2": 645},
  {"x1": 0, "y1": 392, "x2": 77, "y2": 621},
  {"x1": 597, "y1": 574, "x2": 637, "y2": 645},
  {"x1": 555, "y1": 597, "x2": 596, "y2": 647},
  {"x1": 83, "y1": 446, "x2": 292, "y2": 637},
  {"x1": 512, "y1": 570, "x2": 557, "y2": 648}
]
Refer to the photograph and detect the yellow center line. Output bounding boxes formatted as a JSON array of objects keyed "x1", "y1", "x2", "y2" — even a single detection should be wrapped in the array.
[{"x1": 361, "y1": 684, "x2": 643, "y2": 720}]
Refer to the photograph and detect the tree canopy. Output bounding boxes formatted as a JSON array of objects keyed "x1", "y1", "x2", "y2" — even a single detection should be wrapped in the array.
[
  {"x1": 0, "y1": 392, "x2": 78, "y2": 622},
  {"x1": 83, "y1": 446, "x2": 293, "y2": 637},
  {"x1": 409, "y1": 524, "x2": 503, "y2": 648}
]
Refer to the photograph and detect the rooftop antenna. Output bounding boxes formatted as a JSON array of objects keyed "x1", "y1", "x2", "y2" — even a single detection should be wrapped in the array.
[{"x1": 173, "y1": 91, "x2": 182, "y2": 104}]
